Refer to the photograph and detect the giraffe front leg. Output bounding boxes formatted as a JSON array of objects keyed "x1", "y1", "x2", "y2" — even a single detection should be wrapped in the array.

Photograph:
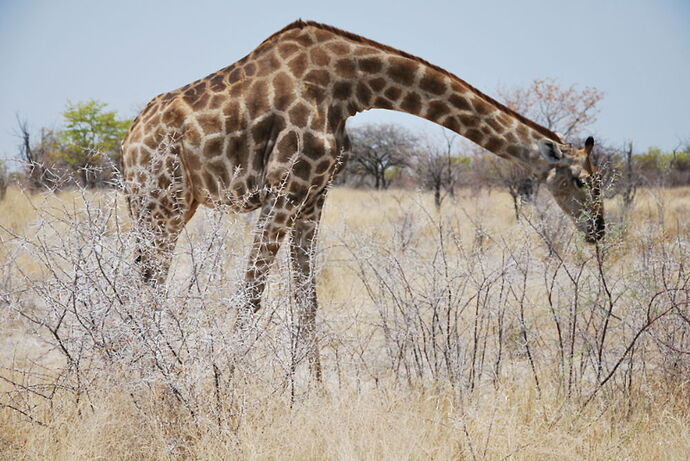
[
  {"x1": 126, "y1": 138, "x2": 198, "y2": 287},
  {"x1": 235, "y1": 194, "x2": 292, "y2": 330},
  {"x1": 289, "y1": 192, "x2": 326, "y2": 381}
]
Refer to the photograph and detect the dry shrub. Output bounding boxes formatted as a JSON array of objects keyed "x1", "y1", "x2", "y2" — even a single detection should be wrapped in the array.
[{"x1": 1, "y1": 185, "x2": 689, "y2": 460}]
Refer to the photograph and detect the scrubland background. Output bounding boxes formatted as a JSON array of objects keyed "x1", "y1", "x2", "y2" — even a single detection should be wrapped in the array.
[{"x1": 1, "y1": 183, "x2": 689, "y2": 460}]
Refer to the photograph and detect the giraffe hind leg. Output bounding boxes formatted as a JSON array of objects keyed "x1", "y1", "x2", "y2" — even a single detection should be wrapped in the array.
[{"x1": 289, "y1": 192, "x2": 327, "y2": 381}]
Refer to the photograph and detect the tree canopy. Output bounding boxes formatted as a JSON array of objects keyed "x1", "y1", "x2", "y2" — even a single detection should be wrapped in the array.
[{"x1": 60, "y1": 100, "x2": 131, "y2": 168}]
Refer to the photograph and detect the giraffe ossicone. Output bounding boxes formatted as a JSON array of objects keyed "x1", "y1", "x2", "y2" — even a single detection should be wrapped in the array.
[{"x1": 122, "y1": 20, "x2": 604, "y2": 377}]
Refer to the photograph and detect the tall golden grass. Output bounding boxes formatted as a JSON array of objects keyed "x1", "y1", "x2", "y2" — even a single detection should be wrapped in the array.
[{"x1": 1, "y1": 185, "x2": 689, "y2": 460}]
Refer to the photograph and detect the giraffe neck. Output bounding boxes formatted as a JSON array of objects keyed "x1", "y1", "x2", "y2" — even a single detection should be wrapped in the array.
[{"x1": 329, "y1": 47, "x2": 562, "y2": 172}]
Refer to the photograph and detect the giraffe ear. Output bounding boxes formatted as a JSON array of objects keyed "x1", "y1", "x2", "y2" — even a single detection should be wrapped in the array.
[
  {"x1": 584, "y1": 136, "x2": 595, "y2": 171},
  {"x1": 539, "y1": 140, "x2": 563, "y2": 163}
]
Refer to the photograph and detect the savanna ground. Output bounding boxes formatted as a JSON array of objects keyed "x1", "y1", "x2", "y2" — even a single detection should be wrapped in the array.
[{"x1": 1, "y1": 184, "x2": 689, "y2": 460}]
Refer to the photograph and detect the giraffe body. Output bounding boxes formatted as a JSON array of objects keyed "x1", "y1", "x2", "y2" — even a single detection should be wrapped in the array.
[{"x1": 122, "y1": 20, "x2": 604, "y2": 377}]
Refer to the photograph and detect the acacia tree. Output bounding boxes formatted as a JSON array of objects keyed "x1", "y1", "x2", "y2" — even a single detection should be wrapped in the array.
[
  {"x1": 348, "y1": 124, "x2": 417, "y2": 189},
  {"x1": 60, "y1": 100, "x2": 131, "y2": 187},
  {"x1": 494, "y1": 78, "x2": 604, "y2": 218}
]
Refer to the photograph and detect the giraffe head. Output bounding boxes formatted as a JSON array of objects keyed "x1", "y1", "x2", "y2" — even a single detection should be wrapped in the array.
[{"x1": 538, "y1": 136, "x2": 605, "y2": 243}]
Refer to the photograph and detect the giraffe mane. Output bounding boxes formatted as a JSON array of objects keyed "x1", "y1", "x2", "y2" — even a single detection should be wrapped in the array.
[{"x1": 260, "y1": 19, "x2": 562, "y2": 143}]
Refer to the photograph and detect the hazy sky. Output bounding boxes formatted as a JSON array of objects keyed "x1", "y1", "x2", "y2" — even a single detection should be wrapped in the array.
[{"x1": 1, "y1": 0, "x2": 688, "y2": 165}]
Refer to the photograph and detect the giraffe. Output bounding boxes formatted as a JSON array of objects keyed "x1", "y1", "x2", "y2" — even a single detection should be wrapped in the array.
[{"x1": 122, "y1": 20, "x2": 604, "y2": 377}]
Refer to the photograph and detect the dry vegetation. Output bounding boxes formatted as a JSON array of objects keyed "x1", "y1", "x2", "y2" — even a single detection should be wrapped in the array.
[{"x1": 1, "y1": 184, "x2": 689, "y2": 460}]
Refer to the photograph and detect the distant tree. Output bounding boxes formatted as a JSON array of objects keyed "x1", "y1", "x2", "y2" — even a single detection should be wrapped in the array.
[
  {"x1": 498, "y1": 77, "x2": 604, "y2": 139},
  {"x1": 413, "y1": 130, "x2": 458, "y2": 209},
  {"x1": 348, "y1": 124, "x2": 417, "y2": 189},
  {"x1": 635, "y1": 144, "x2": 690, "y2": 187},
  {"x1": 59, "y1": 100, "x2": 131, "y2": 187},
  {"x1": 0, "y1": 160, "x2": 7, "y2": 200},
  {"x1": 669, "y1": 140, "x2": 690, "y2": 186},
  {"x1": 620, "y1": 141, "x2": 637, "y2": 211},
  {"x1": 16, "y1": 116, "x2": 64, "y2": 191},
  {"x1": 493, "y1": 163, "x2": 540, "y2": 220},
  {"x1": 494, "y1": 78, "x2": 604, "y2": 216}
]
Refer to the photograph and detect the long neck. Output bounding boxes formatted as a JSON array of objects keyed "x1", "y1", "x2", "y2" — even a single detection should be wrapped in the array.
[{"x1": 330, "y1": 47, "x2": 561, "y2": 170}]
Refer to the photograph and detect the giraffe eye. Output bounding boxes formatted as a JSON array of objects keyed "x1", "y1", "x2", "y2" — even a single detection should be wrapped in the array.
[{"x1": 573, "y1": 177, "x2": 587, "y2": 188}]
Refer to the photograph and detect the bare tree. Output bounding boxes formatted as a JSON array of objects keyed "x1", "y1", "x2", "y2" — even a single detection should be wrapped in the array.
[
  {"x1": 16, "y1": 117, "x2": 63, "y2": 191},
  {"x1": 348, "y1": 124, "x2": 417, "y2": 189},
  {"x1": 494, "y1": 163, "x2": 539, "y2": 220},
  {"x1": 498, "y1": 78, "x2": 604, "y2": 139},
  {"x1": 413, "y1": 130, "x2": 458, "y2": 209}
]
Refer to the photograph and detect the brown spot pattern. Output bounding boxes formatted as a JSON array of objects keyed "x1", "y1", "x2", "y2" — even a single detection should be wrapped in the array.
[
  {"x1": 209, "y1": 74, "x2": 225, "y2": 92},
  {"x1": 278, "y1": 42, "x2": 299, "y2": 59},
  {"x1": 326, "y1": 41, "x2": 350, "y2": 55},
  {"x1": 335, "y1": 58, "x2": 357, "y2": 78},
  {"x1": 420, "y1": 71, "x2": 447, "y2": 95},
  {"x1": 247, "y1": 80, "x2": 269, "y2": 118},
  {"x1": 426, "y1": 101, "x2": 449, "y2": 120},
  {"x1": 244, "y1": 62, "x2": 257, "y2": 76},
  {"x1": 223, "y1": 101, "x2": 241, "y2": 126},
  {"x1": 293, "y1": 32, "x2": 314, "y2": 47},
  {"x1": 273, "y1": 72, "x2": 294, "y2": 111},
  {"x1": 209, "y1": 94, "x2": 225, "y2": 110},
  {"x1": 203, "y1": 137, "x2": 223, "y2": 158},
  {"x1": 368, "y1": 77, "x2": 386, "y2": 92},
  {"x1": 465, "y1": 128, "x2": 483, "y2": 143},
  {"x1": 304, "y1": 69, "x2": 330, "y2": 87},
  {"x1": 226, "y1": 67, "x2": 243, "y2": 84},
  {"x1": 185, "y1": 124, "x2": 202, "y2": 147},
  {"x1": 293, "y1": 159, "x2": 311, "y2": 180},
  {"x1": 276, "y1": 131, "x2": 298, "y2": 162},
  {"x1": 373, "y1": 96, "x2": 393, "y2": 109},
  {"x1": 162, "y1": 106, "x2": 184, "y2": 127},
  {"x1": 400, "y1": 92, "x2": 422, "y2": 114},
  {"x1": 354, "y1": 46, "x2": 379, "y2": 56},
  {"x1": 485, "y1": 136, "x2": 503, "y2": 152},
  {"x1": 315, "y1": 159, "x2": 331, "y2": 174},
  {"x1": 358, "y1": 57, "x2": 383, "y2": 73},
  {"x1": 384, "y1": 86, "x2": 402, "y2": 101},
  {"x1": 449, "y1": 94, "x2": 472, "y2": 111},
  {"x1": 442, "y1": 116, "x2": 460, "y2": 132},
  {"x1": 288, "y1": 53, "x2": 308, "y2": 78},
  {"x1": 303, "y1": 132, "x2": 325, "y2": 160},
  {"x1": 310, "y1": 48, "x2": 330, "y2": 66},
  {"x1": 388, "y1": 57, "x2": 417, "y2": 86},
  {"x1": 472, "y1": 97, "x2": 492, "y2": 116},
  {"x1": 356, "y1": 82, "x2": 372, "y2": 105},
  {"x1": 257, "y1": 53, "x2": 280, "y2": 74},
  {"x1": 208, "y1": 161, "x2": 230, "y2": 185},
  {"x1": 458, "y1": 113, "x2": 480, "y2": 128},
  {"x1": 197, "y1": 114, "x2": 222, "y2": 135},
  {"x1": 333, "y1": 81, "x2": 352, "y2": 100},
  {"x1": 289, "y1": 103, "x2": 309, "y2": 127},
  {"x1": 313, "y1": 29, "x2": 334, "y2": 42}
]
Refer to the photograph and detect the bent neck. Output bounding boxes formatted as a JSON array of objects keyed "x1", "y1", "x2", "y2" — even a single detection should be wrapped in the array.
[{"x1": 329, "y1": 47, "x2": 561, "y2": 173}]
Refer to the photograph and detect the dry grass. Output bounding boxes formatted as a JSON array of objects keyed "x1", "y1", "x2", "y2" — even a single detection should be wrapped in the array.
[{"x1": 1, "y1": 185, "x2": 689, "y2": 460}]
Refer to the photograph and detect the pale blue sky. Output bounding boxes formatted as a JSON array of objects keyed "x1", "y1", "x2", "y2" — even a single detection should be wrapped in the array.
[{"x1": 1, "y1": 0, "x2": 688, "y2": 165}]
